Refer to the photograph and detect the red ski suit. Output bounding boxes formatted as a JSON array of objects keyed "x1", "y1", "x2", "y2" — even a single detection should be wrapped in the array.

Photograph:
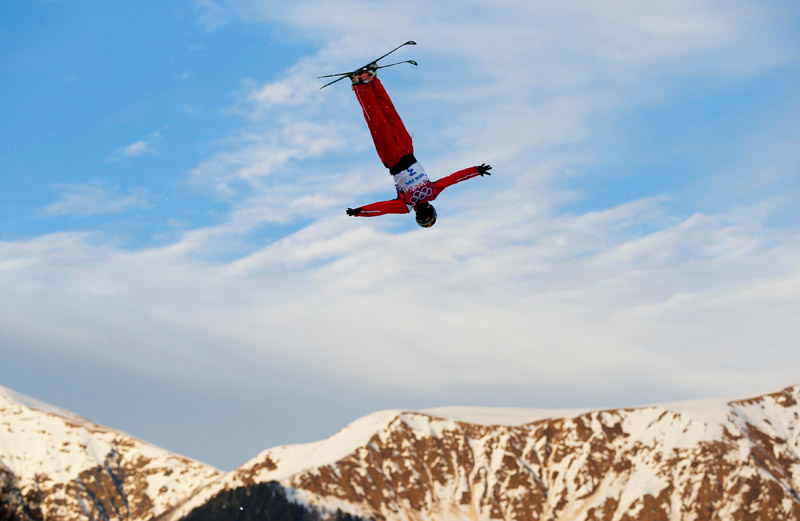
[{"x1": 352, "y1": 77, "x2": 483, "y2": 216}]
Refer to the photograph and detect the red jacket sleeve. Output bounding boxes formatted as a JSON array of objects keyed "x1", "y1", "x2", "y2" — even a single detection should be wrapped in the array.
[
  {"x1": 356, "y1": 198, "x2": 409, "y2": 217},
  {"x1": 433, "y1": 166, "x2": 481, "y2": 191}
]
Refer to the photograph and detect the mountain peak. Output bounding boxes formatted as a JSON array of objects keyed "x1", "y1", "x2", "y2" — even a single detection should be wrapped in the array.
[
  {"x1": 0, "y1": 384, "x2": 90, "y2": 426},
  {"x1": 0, "y1": 384, "x2": 223, "y2": 521}
]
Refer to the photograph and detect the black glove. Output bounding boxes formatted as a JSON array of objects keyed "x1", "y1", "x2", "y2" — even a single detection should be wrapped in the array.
[
  {"x1": 346, "y1": 207, "x2": 362, "y2": 217},
  {"x1": 477, "y1": 163, "x2": 492, "y2": 176}
]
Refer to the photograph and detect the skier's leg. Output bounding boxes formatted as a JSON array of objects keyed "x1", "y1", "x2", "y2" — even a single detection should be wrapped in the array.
[
  {"x1": 353, "y1": 79, "x2": 413, "y2": 170},
  {"x1": 369, "y1": 77, "x2": 413, "y2": 157},
  {"x1": 354, "y1": 83, "x2": 400, "y2": 169}
]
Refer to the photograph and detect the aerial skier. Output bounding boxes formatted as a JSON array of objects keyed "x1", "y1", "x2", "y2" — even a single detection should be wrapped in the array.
[{"x1": 331, "y1": 45, "x2": 492, "y2": 228}]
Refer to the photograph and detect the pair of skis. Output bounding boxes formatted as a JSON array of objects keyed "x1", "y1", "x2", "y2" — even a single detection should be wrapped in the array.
[{"x1": 317, "y1": 41, "x2": 417, "y2": 89}]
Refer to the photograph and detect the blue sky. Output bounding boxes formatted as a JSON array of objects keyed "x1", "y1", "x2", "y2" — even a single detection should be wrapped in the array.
[{"x1": 2, "y1": 1, "x2": 800, "y2": 470}]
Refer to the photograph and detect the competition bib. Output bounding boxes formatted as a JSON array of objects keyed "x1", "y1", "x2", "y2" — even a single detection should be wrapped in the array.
[{"x1": 393, "y1": 162, "x2": 433, "y2": 208}]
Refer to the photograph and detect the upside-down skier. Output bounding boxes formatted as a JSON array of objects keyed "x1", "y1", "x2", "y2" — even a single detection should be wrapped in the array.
[{"x1": 343, "y1": 63, "x2": 492, "y2": 228}]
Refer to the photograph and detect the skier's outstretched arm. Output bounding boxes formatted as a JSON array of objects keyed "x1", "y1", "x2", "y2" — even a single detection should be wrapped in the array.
[
  {"x1": 346, "y1": 198, "x2": 409, "y2": 217},
  {"x1": 433, "y1": 163, "x2": 492, "y2": 191}
]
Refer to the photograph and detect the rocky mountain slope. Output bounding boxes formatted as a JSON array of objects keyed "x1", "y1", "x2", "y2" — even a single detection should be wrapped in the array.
[
  {"x1": 165, "y1": 385, "x2": 800, "y2": 521},
  {"x1": 3, "y1": 383, "x2": 799, "y2": 521},
  {"x1": 0, "y1": 385, "x2": 223, "y2": 521}
]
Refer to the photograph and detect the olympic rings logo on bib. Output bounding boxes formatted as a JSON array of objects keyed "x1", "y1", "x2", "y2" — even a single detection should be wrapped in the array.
[{"x1": 408, "y1": 186, "x2": 433, "y2": 204}]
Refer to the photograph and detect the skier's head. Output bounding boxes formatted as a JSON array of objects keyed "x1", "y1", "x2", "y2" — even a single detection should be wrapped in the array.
[{"x1": 415, "y1": 202, "x2": 437, "y2": 228}]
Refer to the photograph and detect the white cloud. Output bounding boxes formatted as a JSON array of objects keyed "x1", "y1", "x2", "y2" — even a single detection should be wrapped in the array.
[
  {"x1": 192, "y1": 0, "x2": 230, "y2": 32},
  {"x1": 188, "y1": 117, "x2": 368, "y2": 199},
  {"x1": 236, "y1": 0, "x2": 797, "y2": 77},
  {"x1": 42, "y1": 184, "x2": 150, "y2": 217},
  {"x1": 123, "y1": 141, "x2": 155, "y2": 157},
  {"x1": 3, "y1": 198, "x2": 799, "y2": 400},
  {"x1": 108, "y1": 132, "x2": 161, "y2": 162}
]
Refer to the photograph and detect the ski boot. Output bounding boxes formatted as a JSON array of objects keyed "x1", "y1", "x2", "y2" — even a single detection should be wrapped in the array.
[{"x1": 350, "y1": 62, "x2": 378, "y2": 86}]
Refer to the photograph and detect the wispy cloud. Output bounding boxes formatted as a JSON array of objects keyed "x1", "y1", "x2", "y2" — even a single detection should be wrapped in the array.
[
  {"x1": 188, "y1": 118, "x2": 367, "y2": 199},
  {"x1": 123, "y1": 141, "x2": 155, "y2": 158},
  {"x1": 42, "y1": 184, "x2": 150, "y2": 218},
  {"x1": 4, "y1": 197, "x2": 799, "y2": 400},
  {"x1": 108, "y1": 132, "x2": 161, "y2": 162},
  {"x1": 192, "y1": 0, "x2": 230, "y2": 32}
]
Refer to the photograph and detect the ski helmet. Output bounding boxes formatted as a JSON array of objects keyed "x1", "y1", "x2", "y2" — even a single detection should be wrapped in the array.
[{"x1": 415, "y1": 202, "x2": 437, "y2": 228}]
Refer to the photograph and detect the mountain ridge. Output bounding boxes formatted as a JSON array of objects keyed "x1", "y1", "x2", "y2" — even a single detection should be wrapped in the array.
[
  {"x1": 3, "y1": 383, "x2": 799, "y2": 520},
  {"x1": 164, "y1": 384, "x2": 800, "y2": 521}
]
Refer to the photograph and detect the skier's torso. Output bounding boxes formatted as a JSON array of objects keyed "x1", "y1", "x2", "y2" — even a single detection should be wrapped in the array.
[{"x1": 393, "y1": 162, "x2": 435, "y2": 210}]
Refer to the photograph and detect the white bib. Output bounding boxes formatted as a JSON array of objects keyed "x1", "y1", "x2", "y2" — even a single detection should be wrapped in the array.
[{"x1": 393, "y1": 162, "x2": 430, "y2": 196}]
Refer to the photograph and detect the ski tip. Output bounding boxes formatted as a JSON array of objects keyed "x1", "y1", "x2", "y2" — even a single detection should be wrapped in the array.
[
  {"x1": 409, "y1": 60, "x2": 418, "y2": 66},
  {"x1": 406, "y1": 41, "x2": 417, "y2": 46}
]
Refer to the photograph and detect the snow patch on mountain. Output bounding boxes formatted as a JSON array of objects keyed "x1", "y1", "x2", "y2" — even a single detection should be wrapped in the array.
[
  {"x1": 248, "y1": 409, "x2": 402, "y2": 482},
  {"x1": 0, "y1": 385, "x2": 110, "y2": 483},
  {"x1": 421, "y1": 406, "x2": 596, "y2": 426},
  {"x1": 658, "y1": 397, "x2": 734, "y2": 426}
]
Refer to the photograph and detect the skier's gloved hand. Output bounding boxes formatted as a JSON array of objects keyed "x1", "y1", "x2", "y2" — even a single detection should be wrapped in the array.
[
  {"x1": 477, "y1": 163, "x2": 492, "y2": 176},
  {"x1": 346, "y1": 207, "x2": 362, "y2": 217}
]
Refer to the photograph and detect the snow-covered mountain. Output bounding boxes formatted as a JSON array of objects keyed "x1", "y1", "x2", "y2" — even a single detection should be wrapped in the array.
[
  {"x1": 164, "y1": 385, "x2": 800, "y2": 521},
  {"x1": 0, "y1": 385, "x2": 223, "y2": 521},
  {"x1": 3, "y1": 384, "x2": 800, "y2": 521}
]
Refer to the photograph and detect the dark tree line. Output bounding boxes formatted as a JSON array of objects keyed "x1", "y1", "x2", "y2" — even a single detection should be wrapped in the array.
[
  {"x1": 2, "y1": 474, "x2": 363, "y2": 521},
  {"x1": 181, "y1": 481, "x2": 369, "y2": 521},
  {"x1": 0, "y1": 470, "x2": 43, "y2": 521}
]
